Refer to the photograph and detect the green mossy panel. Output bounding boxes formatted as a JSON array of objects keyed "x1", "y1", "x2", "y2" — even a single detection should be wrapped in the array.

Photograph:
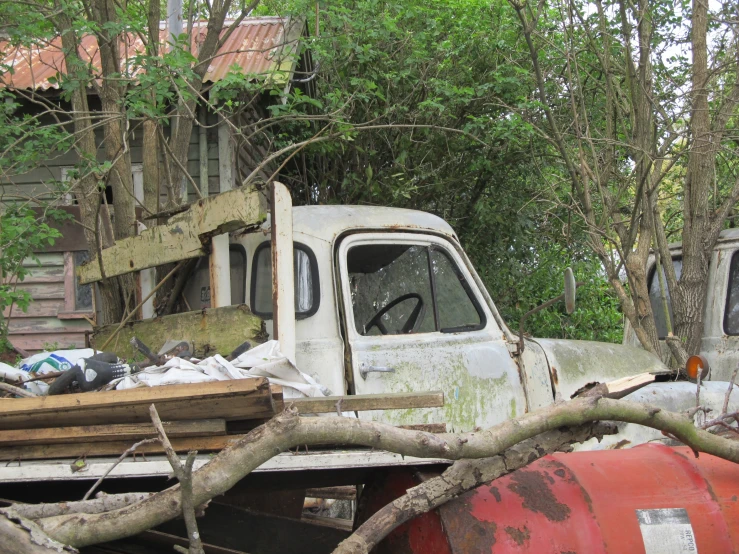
[{"x1": 91, "y1": 304, "x2": 267, "y2": 361}]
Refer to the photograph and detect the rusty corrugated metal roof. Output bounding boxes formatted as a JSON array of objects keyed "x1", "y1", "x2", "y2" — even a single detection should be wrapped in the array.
[{"x1": 0, "y1": 17, "x2": 303, "y2": 91}]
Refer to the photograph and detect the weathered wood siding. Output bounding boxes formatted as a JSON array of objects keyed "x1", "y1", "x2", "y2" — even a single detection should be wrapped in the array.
[
  {"x1": 4, "y1": 254, "x2": 92, "y2": 353},
  {"x1": 0, "y1": 111, "x2": 225, "y2": 206}
]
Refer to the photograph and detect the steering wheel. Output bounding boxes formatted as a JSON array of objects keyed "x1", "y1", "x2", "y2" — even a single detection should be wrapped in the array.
[{"x1": 364, "y1": 293, "x2": 426, "y2": 335}]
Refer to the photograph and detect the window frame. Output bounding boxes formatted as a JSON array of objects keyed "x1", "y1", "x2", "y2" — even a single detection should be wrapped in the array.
[
  {"x1": 249, "y1": 241, "x2": 321, "y2": 320},
  {"x1": 646, "y1": 255, "x2": 682, "y2": 340},
  {"x1": 340, "y1": 234, "x2": 488, "y2": 338}
]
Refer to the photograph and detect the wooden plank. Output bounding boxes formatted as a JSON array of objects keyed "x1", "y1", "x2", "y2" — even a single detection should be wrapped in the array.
[
  {"x1": 2, "y1": 266, "x2": 65, "y2": 284},
  {"x1": 78, "y1": 187, "x2": 266, "y2": 284},
  {"x1": 12, "y1": 283, "x2": 65, "y2": 300},
  {"x1": 305, "y1": 486, "x2": 357, "y2": 500},
  {"x1": 397, "y1": 423, "x2": 447, "y2": 433},
  {"x1": 91, "y1": 304, "x2": 265, "y2": 360},
  {"x1": 0, "y1": 434, "x2": 244, "y2": 461},
  {"x1": 9, "y1": 333, "x2": 86, "y2": 352},
  {"x1": 271, "y1": 181, "x2": 296, "y2": 364},
  {"x1": 0, "y1": 419, "x2": 226, "y2": 446},
  {"x1": 3, "y1": 299, "x2": 63, "y2": 318},
  {"x1": 288, "y1": 391, "x2": 445, "y2": 414},
  {"x1": 0, "y1": 378, "x2": 275, "y2": 430},
  {"x1": 21, "y1": 253, "x2": 65, "y2": 267},
  {"x1": 7, "y1": 317, "x2": 90, "y2": 335}
]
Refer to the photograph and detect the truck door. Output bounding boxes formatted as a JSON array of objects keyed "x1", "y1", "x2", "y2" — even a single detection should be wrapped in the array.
[{"x1": 337, "y1": 232, "x2": 527, "y2": 431}]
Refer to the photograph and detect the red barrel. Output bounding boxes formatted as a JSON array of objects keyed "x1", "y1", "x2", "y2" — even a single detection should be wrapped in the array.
[{"x1": 357, "y1": 444, "x2": 739, "y2": 553}]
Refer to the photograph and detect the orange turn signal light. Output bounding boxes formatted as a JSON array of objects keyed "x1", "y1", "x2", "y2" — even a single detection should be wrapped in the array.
[{"x1": 686, "y1": 354, "x2": 710, "y2": 381}]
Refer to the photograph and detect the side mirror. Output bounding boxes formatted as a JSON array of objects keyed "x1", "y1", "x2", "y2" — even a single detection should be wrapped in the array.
[
  {"x1": 564, "y1": 267, "x2": 576, "y2": 314},
  {"x1": 517, "y1": 268, "x2": 581, "y2": 354}
]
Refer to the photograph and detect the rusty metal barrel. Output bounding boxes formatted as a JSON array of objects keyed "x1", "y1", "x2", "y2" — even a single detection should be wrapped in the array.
[{"x1": 357, "y1": 444, "x2": 739, "y2": 553}]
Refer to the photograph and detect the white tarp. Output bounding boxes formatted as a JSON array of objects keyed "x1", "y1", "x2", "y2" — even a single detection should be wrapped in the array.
[{"x1": 114, "y1": 340, "x2": 331, "y2": 399}]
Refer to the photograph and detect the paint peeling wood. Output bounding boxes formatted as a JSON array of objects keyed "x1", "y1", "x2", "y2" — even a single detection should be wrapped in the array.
[
  {"x1": 90, "y1": 304, "x2": 266, "y2": 360},
  {"x1": 11, "y1": 282, "x2": 65, "y2": 300},
  {"x1": 2, "y1": 300, "x2": 64, "y2": 318},
  {"x1": 0, "y1": 419, "x2": 226, "y2": 446},
  {"x1": 9, "y1": 333, "x2": 86, "y2": 352},
  {"x1": 7, "y1": 317, "x2": 90, "y2": 335},
  {"x1": 271, "y1": 181, "x2": 296, "y2": 364},
  {"x1": 78, "y1": 187, "x2": 266, "y2": 284},
  {"x1": 2, "y1": 266, "x2": 65, "y2": 284},
  {"x1": 0, "y1": 378, "x2": 275, "y2": 430}
]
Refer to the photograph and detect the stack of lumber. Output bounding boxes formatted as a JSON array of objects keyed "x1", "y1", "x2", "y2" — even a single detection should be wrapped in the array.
[{"x1": 0, "y1": 384, "x2": 444, "y2": 462}]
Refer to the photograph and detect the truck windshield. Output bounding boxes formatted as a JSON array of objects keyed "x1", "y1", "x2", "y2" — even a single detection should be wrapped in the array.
[{"x1": 347, "y1": 243, "x2": 484, "y2": 336}]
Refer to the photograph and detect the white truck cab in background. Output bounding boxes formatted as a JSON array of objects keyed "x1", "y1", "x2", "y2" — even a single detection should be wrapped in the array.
[{"x1": 624, "y1": 228, "x2": 739, "y2": 382}]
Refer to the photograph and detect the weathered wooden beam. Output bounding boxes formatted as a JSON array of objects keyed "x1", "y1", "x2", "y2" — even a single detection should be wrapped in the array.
[
  {"x1": 0, "y1": 419, "x2": 226, "y2": 446},
  {"x1": 0, "y1": 378, "x2": 274, "y2": 430},
  {"x1": 289, "y1": 391, "x2": 444, "y2": 414},
  {"x1": 90, "y1": 304, "x2": 266, "y2": 360},
  {"x1": 78, "y1": 187, "x2": 266, "y2": 284}
]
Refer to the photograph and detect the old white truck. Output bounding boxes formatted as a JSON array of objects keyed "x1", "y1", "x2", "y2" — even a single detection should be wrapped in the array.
[
  {"x1": 2, "y1": 183, "x2": 738, "y2": 553},
  {"x1": 625, "y1": 227, "x2": 739, "y2": 382}
]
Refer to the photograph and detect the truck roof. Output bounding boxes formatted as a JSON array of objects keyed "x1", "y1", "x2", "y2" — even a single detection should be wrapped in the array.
[
  {"x1": 668, "y1": 227, "x2": 739, "y2": 250},
  {"x1": 290, "y1": 205, "x2": 457, "y2": 241}
]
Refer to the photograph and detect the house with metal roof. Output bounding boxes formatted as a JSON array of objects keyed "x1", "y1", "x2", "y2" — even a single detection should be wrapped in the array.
[{"x1": 0, "y1": 16, "x2": 312, "y2": 353}]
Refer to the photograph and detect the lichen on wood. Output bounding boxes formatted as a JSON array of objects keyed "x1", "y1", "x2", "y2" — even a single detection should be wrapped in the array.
[{"x1": 90, "y1": 304, "x2": 266, "y2": 360}]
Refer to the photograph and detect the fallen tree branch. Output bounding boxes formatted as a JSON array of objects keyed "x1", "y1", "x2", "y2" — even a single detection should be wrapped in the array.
[
  {"x1": 0, "y1": 381, "x2": 37, "y2": 398},
  {"x1": 0, "y1": 509, "x2": 76, "y2": 553},
  {"x1": 7, "y1": 493, "x2": 153, "y2": 520},
  {"x1": 333, "y1": 422, "x2": 617, "y2": 554},
  {"x1": 150, "y1": 404, "x2": 204, "y2": 554},
  {"x1": 33, "y1": 397, "x2": 739, "y2": 547}
]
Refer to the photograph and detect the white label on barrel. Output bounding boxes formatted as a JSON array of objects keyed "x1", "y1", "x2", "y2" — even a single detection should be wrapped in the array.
[{"x1": 636, "y1": 508, "x2": 698, "y2": 553}]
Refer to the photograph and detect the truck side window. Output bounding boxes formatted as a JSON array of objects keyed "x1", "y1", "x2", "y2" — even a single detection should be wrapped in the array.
[
  {"x1": 724, "y1": 251, "x2": 739, "y2": 334},
  {"x1": 648, "y1": 258, "x2": 682, "y2": 339},
  {"x1": 347, "y1": 243, "x2": 485, "y2": 336},
  {"x1": 250, "y1": 242, "x2": 320, "y2": 319},
  {"x1": 430, "y1": 248, "x2": 482, "y2": 332}
]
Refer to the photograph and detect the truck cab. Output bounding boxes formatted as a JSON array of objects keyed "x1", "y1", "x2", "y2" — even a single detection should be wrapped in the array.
[
  {"x1": 186, "y1": 203, "x2": 667, "y2": 433},
  {"x1": 624, "y1": 228, "x2": 739, "y2": 381}
]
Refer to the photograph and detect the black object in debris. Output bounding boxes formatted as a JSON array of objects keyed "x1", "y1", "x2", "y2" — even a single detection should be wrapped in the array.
[{"x1": 48, "y1": 354, "x2": 132, "y2": 395}]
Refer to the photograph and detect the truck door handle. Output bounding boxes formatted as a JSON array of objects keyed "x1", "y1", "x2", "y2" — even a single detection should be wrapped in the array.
[{"x1": 360, "y1": 364, "x2": 396, "y2": 379}]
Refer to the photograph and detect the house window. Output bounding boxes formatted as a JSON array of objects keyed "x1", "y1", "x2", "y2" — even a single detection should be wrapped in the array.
[
  {"x1": 58, "y1": 251, "x2": 94, "y2": 318},
  {"x1": 347, "y1": 243, "x2": 485, "y2": 336}
]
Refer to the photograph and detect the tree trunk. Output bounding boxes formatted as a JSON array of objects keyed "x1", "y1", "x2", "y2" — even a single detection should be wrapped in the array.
[
  {"x1": 53, "y1": 6, "x2": 125, "y2": 325},
  {"x1": 672, "y1": 0, "x2": 715, "y2": 358}
]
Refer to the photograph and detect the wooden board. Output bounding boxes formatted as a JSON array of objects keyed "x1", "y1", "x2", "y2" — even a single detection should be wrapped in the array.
[
  {"x1": 288, "y1": 391, "x2": 444, "y2": 414},
  {"x1": 0, "y1": 419, "x2": 226, "y2": 446},
  {"x1": 0, "y1": 433, "x2": 244, "y2": 461},
  {"x1": 90, "y1": 304, "x2": 266, "y2": 360},
  {"x1": 0, "y1": 378, "x2": 275, "y2": 430},
  {"x1": 78, "y1": 188, "x2": 266, "y2": 284}
]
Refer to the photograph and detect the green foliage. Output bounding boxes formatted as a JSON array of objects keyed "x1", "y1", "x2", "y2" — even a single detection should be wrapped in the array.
[
  {"x1": 263, "y1": 0, "x2": 624, "y2": 342},
  {"x1": 0, "y1": 207, "x2": 65, "y2": 344}
]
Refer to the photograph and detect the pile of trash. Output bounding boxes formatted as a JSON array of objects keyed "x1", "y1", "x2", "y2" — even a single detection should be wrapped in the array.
[{"x1": 0, "y1": 339, "x2": 330, "y2": 399}]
